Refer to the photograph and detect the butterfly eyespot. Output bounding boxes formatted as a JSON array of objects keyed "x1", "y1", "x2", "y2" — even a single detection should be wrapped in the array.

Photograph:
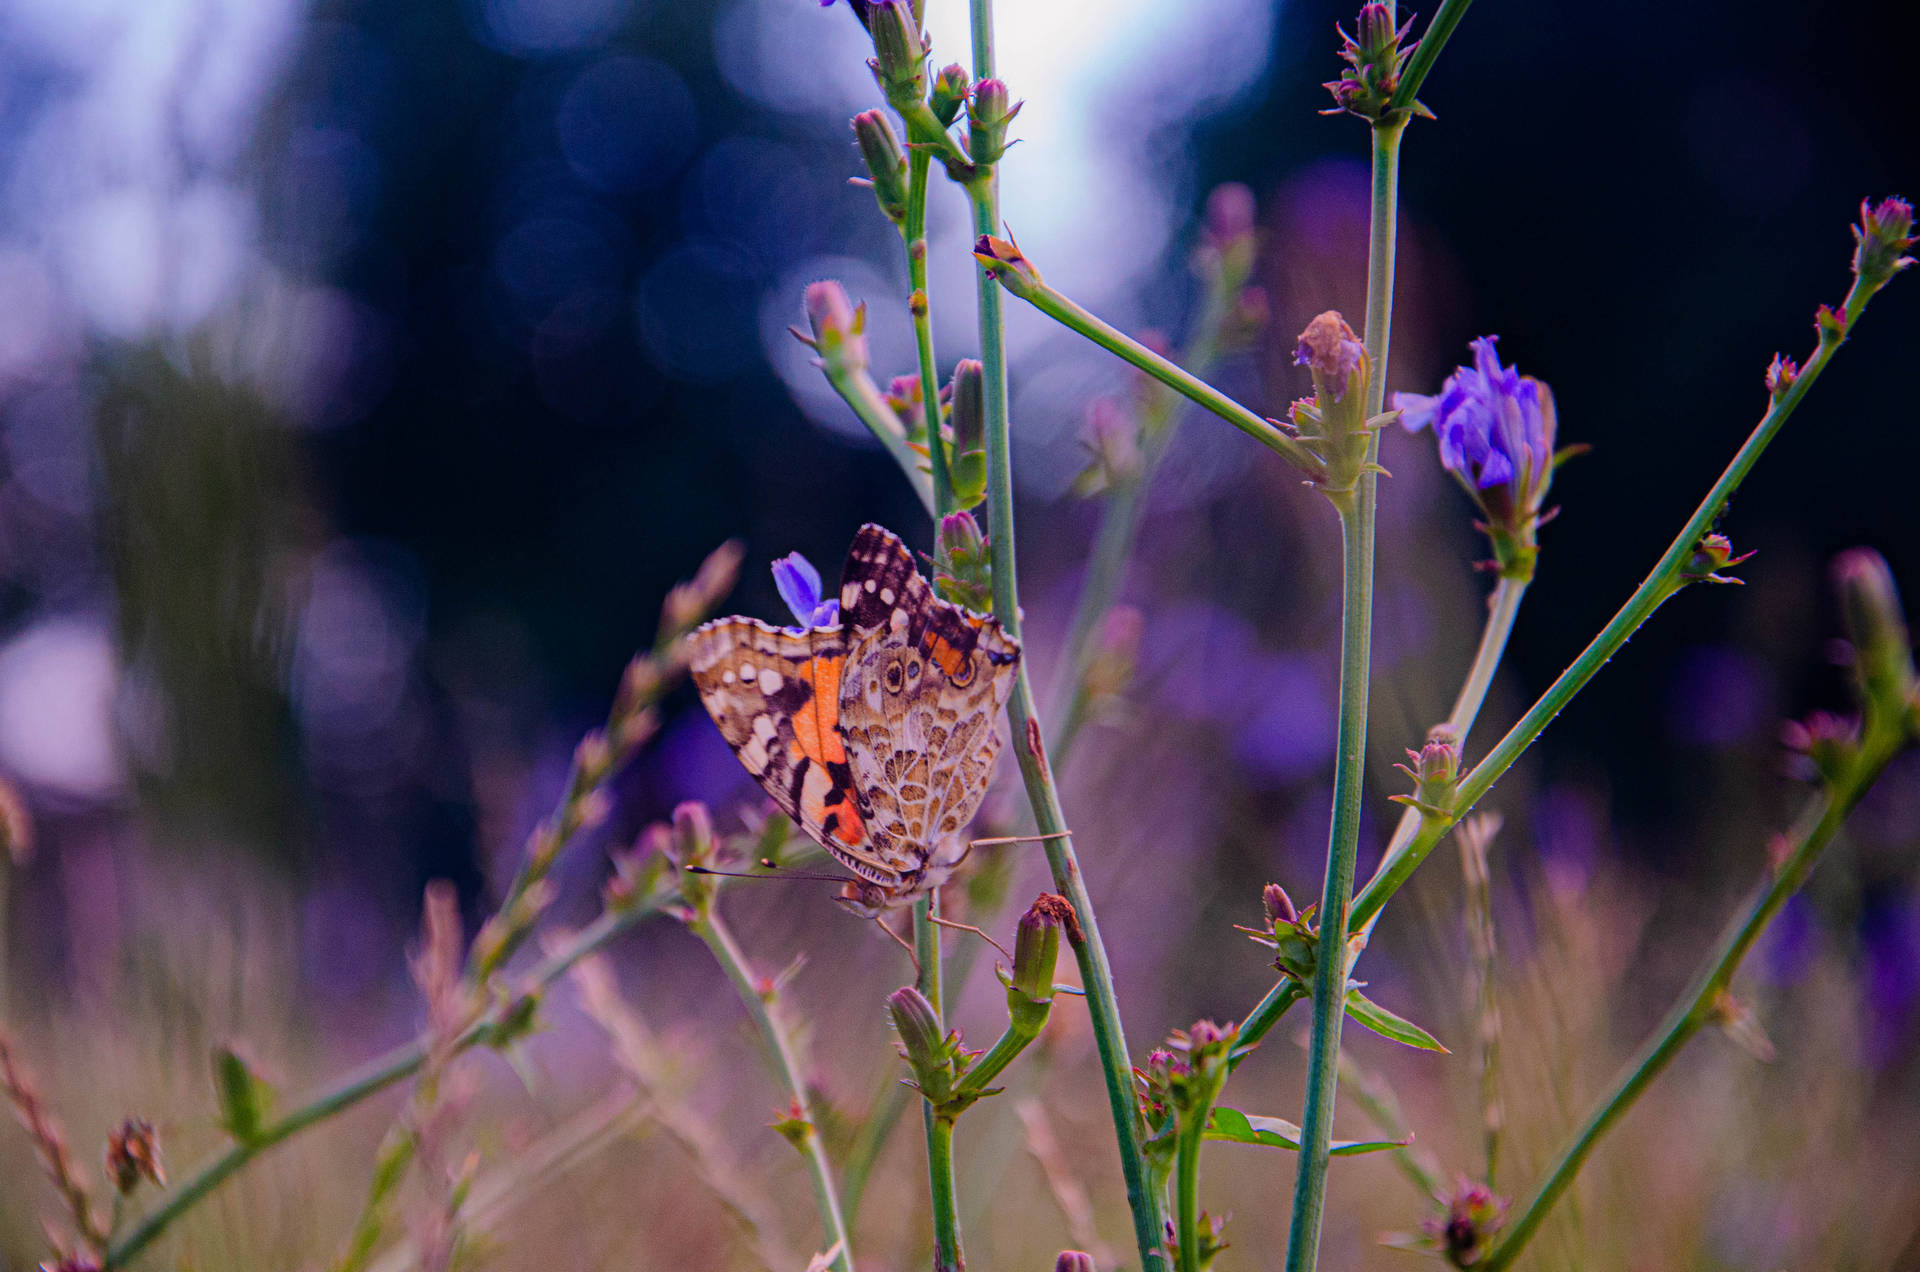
[
  {"x1": 947, "y1": 658, "x2": 974, "y2": 687},
  {"x1": 905, "y1": 657, "x2": 922, "y2": 681},
  {"x1": 884, "y1": 661, "x2": 905, "y2": 693}
]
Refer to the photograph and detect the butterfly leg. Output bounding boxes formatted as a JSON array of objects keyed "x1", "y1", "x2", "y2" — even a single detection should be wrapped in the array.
[
  {"x1": 873, "y1": 914, "x2": 921, "y2": 971},
  {"x1": 965, "y1": 830, "x2": 1074, "y2": 849},
  {"x1": 929, "y1": 915, "x2": 1014, "y2": 963}
]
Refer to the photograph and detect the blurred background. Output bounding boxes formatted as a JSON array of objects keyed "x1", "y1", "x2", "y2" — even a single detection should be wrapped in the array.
[{"x1": 1, "y1": 0, "x2": 1917, "y2": 1267}]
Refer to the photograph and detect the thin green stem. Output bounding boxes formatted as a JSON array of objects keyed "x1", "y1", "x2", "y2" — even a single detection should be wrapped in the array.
[
  {"x1": 1389, "y1": 0, "x2": 1476, "y2": 113},
  {"x1": 927, "y1": 1115, "x2": 963, "y2": 1272},
  {"x1": 690, "y1": 912, "x2": 851, "y2": 1272},
  {"x1": 1284, "y1": 114, "x2": 1403, "y2": 1272},
  {"x1": 823, "y1": 361, "x2": 938, "y2": 518},
  {"x1": 1353, "y1": 267, "x2": 1885, "y2": 932},
  {"x1": 1174, "y1": 1109, "x2": 1207, "y2": 1272},
  {"x1": 105, "y1": 904, "x2": 653, "y2": 1268},
  {"x1": 906, "y1": 149, "x2": 956, "y2": 522},
  {"x1": 966, "y1": 0, "x2": 1167, "y2": 1265},
  {"x1": 996, "y1": 275, "x2": 1317, "y2": 472},
  {"x1": 1480, "y1": 720, "x2": 1910, "y2": 1270}
]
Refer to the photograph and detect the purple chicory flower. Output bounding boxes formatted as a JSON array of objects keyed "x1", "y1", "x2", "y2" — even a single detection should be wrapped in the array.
[
  {"x1": 772, "y1": 552, "x2": 840, "y2": 630},
  {"x1": 1394, "y1": 336, "x2": 1568, "y2": 576}
]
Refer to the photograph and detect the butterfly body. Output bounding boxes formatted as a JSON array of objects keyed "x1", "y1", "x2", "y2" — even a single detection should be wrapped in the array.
[{"x1": 689, "y1": 524, "x2": 1019, "y2": 915}]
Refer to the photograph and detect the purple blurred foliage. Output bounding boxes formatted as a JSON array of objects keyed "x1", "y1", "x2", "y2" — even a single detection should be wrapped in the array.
[
  {"x1": 1757, "y1": 894, "x2": 1816, "y2": 987},
  {"x1": 1664, "y1": 644, "x2": 1771, "y2": 746},
  {"x1": 1533, "y1": 783, "x2": 1608, "y2": 894},
  {"x1": 1863, "y1": 897, "x2": 1920, "y2": 1067}
]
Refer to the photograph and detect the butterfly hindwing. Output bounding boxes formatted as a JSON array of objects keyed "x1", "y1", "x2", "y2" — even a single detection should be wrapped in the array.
[{"x1": 686, "y1": 617, "x2": 896, "y2": 882}]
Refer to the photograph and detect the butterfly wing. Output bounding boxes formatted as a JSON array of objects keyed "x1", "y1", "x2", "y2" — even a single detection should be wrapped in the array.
[
  {"x1": 834, "y1": 525, "x2": 1021, "y2": 873},
  {"x1": 687, "y1": 617, "x2": 898, "y2": 884}
]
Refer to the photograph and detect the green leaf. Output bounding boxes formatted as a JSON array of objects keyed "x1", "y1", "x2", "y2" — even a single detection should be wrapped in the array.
[
  {"x1": 1346, "y1": 989, "x2": 1449, "y2": 1053},
  {"x1": 1201, "y1": 1106, "x2": 1405, "y2": 1156}
]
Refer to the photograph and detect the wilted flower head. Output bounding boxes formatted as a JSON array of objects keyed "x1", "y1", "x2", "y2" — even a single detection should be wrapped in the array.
[
  {"x1": 106, "y1": 1117, "x2": 165, "y2": 1193},
  {"x1": 1420, "y1": 1178, "x2": 1508, "y2": 1266},
  {"x1": 1292, "y1": 310, "x2": 1367, "y2": 402},
  {"x1": 772, "y1": 552, "x2": 840, "y2": 630},
  {"x1": 1394, "y1": 336, "x2": 1565, "y2": 576}
]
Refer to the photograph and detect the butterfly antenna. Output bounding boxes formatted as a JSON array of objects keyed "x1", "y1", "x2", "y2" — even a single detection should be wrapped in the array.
[
  {"x1": 929, "y1": 915, "x2": 1014, "y2": 963},
  {"x1": 966, "y1": 830, "x2": 1073, "y2": 849},
  {"x1": 685, "y1": 865, "x2": 850, "y2": 885}
]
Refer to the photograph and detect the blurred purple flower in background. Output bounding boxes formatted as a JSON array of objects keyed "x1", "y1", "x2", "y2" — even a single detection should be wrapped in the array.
[{"x1": 773, "y1": 551, "x2": 840, "y2": 630}]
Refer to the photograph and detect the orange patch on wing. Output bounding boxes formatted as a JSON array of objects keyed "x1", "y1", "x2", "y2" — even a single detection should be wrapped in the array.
[
  {"x1": 925, "y1": 634, "x2": 968, "y2": 678},
  {"x1": 803, "y1": 781, "x2": 867, "y2": 846},
  {"x1": 789, "y1": 654, "x2": 848, "y2": 764}
]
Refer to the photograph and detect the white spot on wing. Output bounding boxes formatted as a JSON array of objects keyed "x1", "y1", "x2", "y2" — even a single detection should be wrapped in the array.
[{"x1": 757, "y1": 668, "x2": 783, "y2": 694}]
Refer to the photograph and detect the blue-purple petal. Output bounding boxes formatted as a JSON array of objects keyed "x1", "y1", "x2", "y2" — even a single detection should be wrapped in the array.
[{"x1": 772, "y1": 552, "x2": 826, "y2": 628}]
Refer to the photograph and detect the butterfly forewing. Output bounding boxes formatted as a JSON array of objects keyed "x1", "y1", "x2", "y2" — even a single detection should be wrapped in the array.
[{"x1": 686, "y1": 617, "x2": 898, "y2": 883}]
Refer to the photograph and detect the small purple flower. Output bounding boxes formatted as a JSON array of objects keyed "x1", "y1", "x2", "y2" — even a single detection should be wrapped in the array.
[
  {"x1": 1395, "y1": 336, "x2": 1569, "y2": 577},
  {"x1": 772, "y1": 552, "x2": 840, "y2": 630}
]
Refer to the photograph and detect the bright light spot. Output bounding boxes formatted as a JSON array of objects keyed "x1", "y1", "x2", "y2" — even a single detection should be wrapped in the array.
[{"x1": 0, "y1": 617, "x2": 124, "y2": 801}]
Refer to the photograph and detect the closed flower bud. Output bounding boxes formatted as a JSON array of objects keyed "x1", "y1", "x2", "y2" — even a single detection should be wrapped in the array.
[
  {"x1": 967, "y1": 78, "x2": 1022, "y2": 165},
  {"x1": 1263, "y1": 882, "x2": 1298, "y2": 927},
  {"x1": 851, "y1": 110, "x2": 909, "y2": 227},
  {"x1": 1680, "y1": 532, "x2": 1755, "y2": 586},
  {"x1": 1832, "y1": 548, "x2": 1916, "y2": 715},
  {"x1": 887, "y1": 985, "x2": 956, "y2": 1101},
  {"x1": 935, "y1": 509, "x2": 993, "y2": 611},
  {"x1": 865, "y1": 0, "x2": 927, "y2": 106},
  {"x1": 1850, "y1": 196, "x2": 1915, "y2": 292},
  {"x1": 945, "y1": 357, "x2": 989, "y2": 506},
  {"x1": 1394, "y1": 723, "x2": 1461, "y2": 816},
  {"x1": 1421, "y1": 1179, "x2": 1508, "y2": 1267},
  {"x1": 1323, "y1": 3, "x2": 1422, "y2": 121},
  {"x1": 1055, "y1": 1253, "x2": 1097, "y2": 1272},
  {"x1": 670, "y1": 801, "x2": 717, "y2": 868},
  {"x1": 1764, "y1": 352, "x2": 1800, "y2": 400},
  {"x1": 796, "y1": 280, "x2": 869, "y2": 377},
  {"x1": 931, "y1": 63, "x2": 971, "y2": 126},
  {"x1": 1815, "y1": 302, "x2": 1849, "y2": 344}
]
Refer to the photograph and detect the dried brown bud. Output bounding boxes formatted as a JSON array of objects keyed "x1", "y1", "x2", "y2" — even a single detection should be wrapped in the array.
[{"x1": 105, "y1": 1117, "x2": 164, "y2": 1194}]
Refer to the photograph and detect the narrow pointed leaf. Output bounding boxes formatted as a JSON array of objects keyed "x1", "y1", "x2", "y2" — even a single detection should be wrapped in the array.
[
  {"x1": 1202, "y1": 1106, "x2": 1405, "y2": 1156},
  {"x1": 1346, "y1": 989, "x2": 1450, "y2": 1053}
]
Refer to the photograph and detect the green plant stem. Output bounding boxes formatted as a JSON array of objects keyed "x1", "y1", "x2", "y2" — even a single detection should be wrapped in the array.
[
  {"x1": 105, "y1": 903, "x2": 655, "y2": 1267},
  {"x1": 1389, "y1": 0, "x2": 1476, "y2": 113},
  {"x1": 1285, "y1": 114, "x2": 1403, "y2": 1272},
  {"x1": 1174, "y1": 1108, "x2": 1208, "y2": 1272},
  {"x1": 906, "y1": 150, "x2": 956, "y2": 522},
  {"x1": 995, "y1": 274, "x2": 1319, "y2": 473},
  {"x1": 1352, "y1": 266, "x2": 1886, "y2": 932},
  {"x1": 1234, "y1": 575, "x2": 1526, "y2": 1068},
  {"x1": 926, "y1": 1114, "x2": 963, "y2": 1272},
  {"x1": 1479, "y1": 720, "x2": 1910, "y2": 1270},
  {"x1": 822, "y1": 361, "x2": 938, "y2": 518},
  {"x1": 689, "y1": 911, "x2": 852, "y2": 1272},
  {"x1": 965, "y1": 1, "x2": 1168, "y2": 1266}
]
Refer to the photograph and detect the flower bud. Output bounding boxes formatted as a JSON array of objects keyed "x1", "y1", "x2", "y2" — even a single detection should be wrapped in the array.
[
  {"x1": 1055, "y1": 1253, "x2": 1097, "y2": 1272},
  {"x1": 1851, "y1": 196, "x2": 1915, "y2": 292},
  {"x1": 973, "y1": 234, "x2": 1041, "y2": 297},
  {"x1": 796, "y1": 280, "x2": 869, "y2": 376},
  {"x1": 887, "y1": 985, "x2": 955, "y2": 1101},
  {"x1": 934, "y1": 510, "x2": 992, "y2": 611},
  {"x1": 851, "y1": 110, "x2": 909, "y2": 228},
  {"x1": 930, "y1": 63, "x2": 971, "y2": 127},
  {"x1": 945, "y1": 357, "x2": 988, "y2": 507},
  {"x1": 1421, "y1": 1179, "x2": 1508, "y2": 1267},
  {"x1": 671, "y1": 801, "x2": 717, "y2": 868},
  {"x1": 1293, "y1": 310, "x2": 1366, "y2": 403},
  {"x1": 966, "y1": 78, "x2": 1022, "y2": 165},
  {"x1": 1679, "y1": 532, "x2": 1755, "y2": 586},
  {"x1": 1764, "y1": 352, "x2": 1800, "y2": 401},
  {"x1": 1011, "y1": 893, "x2": 1072, "y2": 1001},
  {"x1": 1832, "y1": 548, "x2": 1916, "y2": 715},
  {"x1": 1392, "y1": 724, "x2": 1460, "y2": 818},
  {"x1": 1322, "y1": 3, "x2": 1421, "y2": 121},
  {"x1": 1815, "y1": 302, "x2": 1849, "y2": 345},
  {"x1": 1262, "y1": 882, "x2": 1298, "y2": 928},
  {"x1": 865, "y1": 0, "x2": 927, "y2": 106},
  {"x1": 1782, "y1": 710, "x2": 1858, "y2": 786},
  {"x1": 105, "y1": 1117, "x2": 164, "y2": 1193}
]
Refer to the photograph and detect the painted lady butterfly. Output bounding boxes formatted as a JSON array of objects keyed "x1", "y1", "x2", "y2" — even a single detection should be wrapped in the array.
[{"x1": 689, "y1": 524, "x2": 1021, "y2": 916}]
